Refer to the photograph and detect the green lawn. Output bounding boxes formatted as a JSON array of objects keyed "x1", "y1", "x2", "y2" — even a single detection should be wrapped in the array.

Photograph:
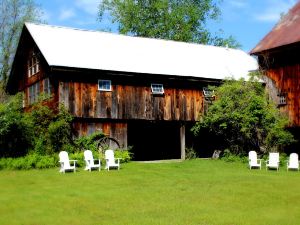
[{"x1": 1, "y1": 159, "x2": 300, "y2": 225}]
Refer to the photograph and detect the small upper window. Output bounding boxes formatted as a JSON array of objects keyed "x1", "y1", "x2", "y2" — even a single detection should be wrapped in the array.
[
  {"x1": 151, "y1": 84, "x2": 164, "y2": 95},
  {"x1": 278, "y1": 93, "x2": 287, "y2": 106},
  {"x1": 43, "y1": 78, "x2": 52, "y2": 96},
  {"x1": 27, "y1": 52, "x2": 40, "y2": 77},
  {"x1": 28, "y1": 82, "x2": 40, "y2": 105},
  {"x1": 98, "y1": 80, "x2": 111, "y2": 91}
]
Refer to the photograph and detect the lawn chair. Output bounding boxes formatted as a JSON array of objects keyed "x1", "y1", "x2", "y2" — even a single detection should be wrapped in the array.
[
  {"x1": 266, "y1": 152, "x2": 280, "y2": 171},
  {"x1": 58, "y1": 151, "x2": 77, "y2": 173},
  {"x1": 287, "y1": 153, "x2": 299, "y2": 171},
  {"x1": 248, "y1": 151, "x2": 262, "y2": 170},
  {"x1": 105, "y1": 149, "x2": 121, "y2": 171},
  {"x1": 84, "y1": 150, "x2": 101, "y2": 172}
]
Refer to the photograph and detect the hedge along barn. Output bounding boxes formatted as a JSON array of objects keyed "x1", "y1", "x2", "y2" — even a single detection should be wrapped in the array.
[
  {"x1": 251, "y1": 1, "x2": 300, "y2": 151},
  {"x1": 7, "y1": 23, "x2": 258, "y2": 161}
]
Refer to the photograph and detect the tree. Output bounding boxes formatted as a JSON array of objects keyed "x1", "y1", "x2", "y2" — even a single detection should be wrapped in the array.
[
  {"x1": 0, "y1": 0, "x2": 42, "y2": 86},
  {"x1": 98, "y1": 0, "x2": 240, "y2": 48},
  {"x1": 192, "y1": 76, "x2": 294, "y2": 155}
]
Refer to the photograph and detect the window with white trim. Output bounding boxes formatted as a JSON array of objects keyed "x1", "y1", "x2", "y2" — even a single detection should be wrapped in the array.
[
  {"x1": 151, "y1": 84, "x2": 164, "y2": 94},
  {"x1": 28, "y1": 82, "x2": 40, "y2": 104},
  {"x1": 43, "y1": 78, "x2": 52, "y2": 96},
  {"x1": 98, "y1": 80, "x2": 111, "y2": 91},
  {"x1": 27, "y1": 52, "x2": 40, "y2": 77}
]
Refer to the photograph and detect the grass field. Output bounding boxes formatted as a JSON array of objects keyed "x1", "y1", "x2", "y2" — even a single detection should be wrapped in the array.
[{"x1": 0, "y1": 159, "x2": 300, "y2": 225}]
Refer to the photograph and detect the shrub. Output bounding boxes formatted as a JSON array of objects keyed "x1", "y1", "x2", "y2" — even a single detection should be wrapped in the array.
[
  {"x1": 114, "y1": 148, "x2": 133, "y2": 163},
  {"x1": 0, "y1": 94, "x2": 34, "y2": 157},
  {"x1": 69, "y1": 152, "x2": 85, "y2": 168},
  {"x1": 74, "y1": 132, "x2": 106, "y2": 152},
  {"x1": 221, "y1": 149, "x2": 247, "y2": 163},
  {"x1": 0, "y1": 154, "x2": 58, "y2": 170},
  {"x1": 185, "y1": 147, "x2": 197, "y2": 160},
  {"x1": 48, "y1": 119, "x2": 72, "y2": 153}
]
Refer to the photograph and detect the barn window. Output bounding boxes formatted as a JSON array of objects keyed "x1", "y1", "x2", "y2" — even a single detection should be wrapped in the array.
[
  {"x1": 43, "y1": 78, "x2": 52, "y2": 96},
  {"x1": 27, "y1": 52, "x2": 40, "y2": 77},
  {"x1": 278, "y1": 93, "x2": 287, "y2": 106},
  {"x1": 28, "y1": 82, "x2": 40, "y2": 104},
  {"x1": 98, "y1": 80, "x2": 111, "y2": 91},
  {"x1": 203, "y1": 87, "x2": 215, "y2": 101},
  {"x1": 151, "y1": 84, "x2": 164, "y2": 94}
]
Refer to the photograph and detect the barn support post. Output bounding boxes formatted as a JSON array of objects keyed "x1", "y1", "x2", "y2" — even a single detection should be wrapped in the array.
[{"x1": 180, "y1": 124, "x2": 186, "y2": 160}]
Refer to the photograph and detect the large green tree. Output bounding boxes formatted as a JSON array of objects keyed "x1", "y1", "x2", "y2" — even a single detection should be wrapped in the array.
[
  {"x1": 98, "y1": 0, "x2": 240, "y2": 48},
  {"x1": 0, "y1": 0, "x2": 42, "y2": 87},
  {"x1": 192, "y1": 76, "x2": 294, "y2": 155}
]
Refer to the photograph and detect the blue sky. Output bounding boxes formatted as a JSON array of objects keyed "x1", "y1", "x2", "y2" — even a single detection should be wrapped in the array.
[{"x1": 36, "y1": 0, "x2": 298, "y2": 52}]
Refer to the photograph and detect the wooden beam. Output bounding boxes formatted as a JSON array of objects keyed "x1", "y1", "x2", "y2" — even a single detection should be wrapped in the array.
[{"x1": 180, "y1": 124, "x2": 185, "y2": 160}]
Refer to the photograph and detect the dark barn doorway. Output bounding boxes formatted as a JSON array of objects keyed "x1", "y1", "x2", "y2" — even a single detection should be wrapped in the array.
[{"x1": 128, "y1": 121, "x2": 181, "y2": 161}]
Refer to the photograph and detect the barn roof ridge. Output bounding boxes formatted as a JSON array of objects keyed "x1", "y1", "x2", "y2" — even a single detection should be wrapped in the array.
[
  {"x1": 25, "y1": 22, "x2": 235, "y2": 51},
  {"x1": 22, "y1": 22, "x2": 258, "y2": 80}
]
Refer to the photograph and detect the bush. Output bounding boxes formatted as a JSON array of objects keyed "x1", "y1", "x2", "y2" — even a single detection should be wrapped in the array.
[
  {"x1": 0, "y1": 154, "x2": 58, "y2": 170},
  {"x1": 48, "y1": 119, "x2": 72, "y2": 153},
  {"x1": 185, "y1": 147, "x2": 197, "y2": 160},
  {"x1": 74, "y1": 132, "x2": 106, "y2": 152},
  {"x1": 114, "y1": 148, "x2": 133, "y2": 163},
  {"x1": 69, "y1": 152, "x2": 85, "y2": 168},
  {"x1": 221, "y1": 149, "x2": 247, "y2": 163},
  {"x1": 0, "y1": 94, "x2": 34, "y2": 157}
]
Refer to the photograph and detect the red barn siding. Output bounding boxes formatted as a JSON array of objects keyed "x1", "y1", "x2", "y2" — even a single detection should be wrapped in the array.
[
  {"x1": 264, "y1": 64, "x2": 300, "y2": 126},
  {"x1": 59, "y1": 81, "x2": 203, "y2": 121}
]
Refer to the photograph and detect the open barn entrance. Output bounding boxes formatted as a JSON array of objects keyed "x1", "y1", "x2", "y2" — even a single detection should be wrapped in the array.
[{"x1": 128, "y1": 121, "x2": 181, "y2": 161}]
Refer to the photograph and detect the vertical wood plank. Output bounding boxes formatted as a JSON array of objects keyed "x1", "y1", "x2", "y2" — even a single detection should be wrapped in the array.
[{"x1": 180, "y1": 124, "x2": 185, "y2": 160}]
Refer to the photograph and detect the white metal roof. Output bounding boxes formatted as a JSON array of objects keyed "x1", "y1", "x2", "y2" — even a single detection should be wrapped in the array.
[{"x1": 25, "y1": 23, "x2": 258, "y2": 80}]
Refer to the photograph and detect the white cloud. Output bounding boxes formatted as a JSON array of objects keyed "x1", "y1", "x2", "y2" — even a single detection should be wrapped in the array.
[
  {"x1": 75, "y1": 0, "x2": 100, "y2": 15},
  {"x1": 253, "y1": 0, "x2": 297, "y2": 22},
  {"x1": 228, "y1": 0, "x2": 248, "y2": 8},
  {"x1": 59, "y1": 8, "x2": 76, "y2": 21}
]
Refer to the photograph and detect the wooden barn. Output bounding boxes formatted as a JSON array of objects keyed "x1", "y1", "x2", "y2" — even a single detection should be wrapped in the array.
[
  {"x1": 7, "y1": 23, "x2": 257, "y2": 160},
  {"x1": 251, "y1": 1, "x2": 300, "y2": 148}
]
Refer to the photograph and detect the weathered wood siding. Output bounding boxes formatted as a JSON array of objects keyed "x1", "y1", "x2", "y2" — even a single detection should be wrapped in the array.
[
  {"x1": 73, "y1": 121, "x2": 127, "y2": 148},
  {"x1": 264, "y1": 64, "x2": 300, "y2": 126},
  {"x1": 59, "y1": 81, "x2": 203, "y2": 121}
]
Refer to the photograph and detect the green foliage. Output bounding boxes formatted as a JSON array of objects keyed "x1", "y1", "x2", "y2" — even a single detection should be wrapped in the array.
[
  {"x1": 47, "y1": 119, "x2": 72, "y2": 153},
  {"x1": 69, "y1": 152, "x2": 85, "y2": 168},
  {"x1": 192, "y1": 76, "x2": 295, "y2": 155},
  {"x1": 28, "y1": 102, "x2": 74, "y2": 155},
  {"x1": 221, "y1": 149, "x2": 248, "y2": 163},
  {"x1": 0, "y1": 93, "x2": 33, "y2": 157},
  {"x1": 0, "y1": 95, "x2": 74, "y2": 157},
  {"x1": 114, "y1": 148, "x2": 133, "y2": 163},
  {"x1": 98, "y1": 0, "x2": 240, "y2": 48},
  {"x1": 185, "y1": 147, "x2": 197, "y2": 160},
  {"x1": 0, "y1": 154, "x2": 58, "y2": 170},
  {"x1": 74, "y1": 132, "x2": 106, "y2": 152}
]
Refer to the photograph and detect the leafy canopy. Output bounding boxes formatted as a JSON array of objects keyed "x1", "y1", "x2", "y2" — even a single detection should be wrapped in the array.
[
  {"x1": 98, "y1": 0, "x2": 240, "y2": 48},
  {"x1": 192, "y1": 76, "x2": 294, "y2": 155}
]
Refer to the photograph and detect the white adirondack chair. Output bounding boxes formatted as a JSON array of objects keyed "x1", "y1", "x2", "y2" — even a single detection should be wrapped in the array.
[
  {"x1": 248, "y1": 151, "x2": 262, "y2": 170},
  {"x1": 287, "y1": 153, "x2": 299, "y2": 171},
  {"x1": 84, "y1": 150, "x2": 101, "y2": 172},
  {"x1": 266, "y1": 152, "x2": 280, "y2": 171},
  {"x1": 105, "y1": 150, "x2": 121, "y2": 171},
  {"x1": 59, "y1": 151, "x2": 77, "y2": 173}
]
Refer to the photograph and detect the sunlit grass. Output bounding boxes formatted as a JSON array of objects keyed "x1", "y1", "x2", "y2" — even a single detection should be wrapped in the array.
[{"x1": 0, "y1": 159, "x2": 300, "y2": 225}]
